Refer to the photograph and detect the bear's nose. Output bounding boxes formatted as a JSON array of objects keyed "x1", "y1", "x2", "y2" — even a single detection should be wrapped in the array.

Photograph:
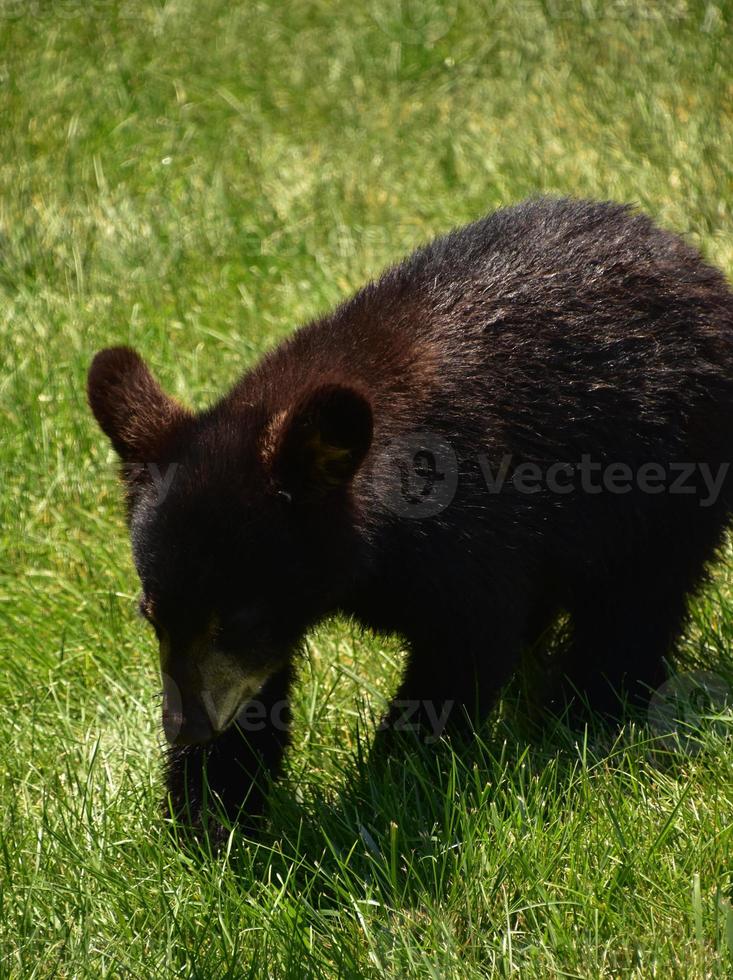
[
  {"x1": 162, "y1": 706, "x2": 215, "y2": 746},
  {"x1": 161, "y1": 673, "x2": 215, "y2": 745}
]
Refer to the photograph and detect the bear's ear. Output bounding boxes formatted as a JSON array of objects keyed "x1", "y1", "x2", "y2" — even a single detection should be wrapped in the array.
[
  {"x1": 268, "y1": 383, "x2": 373, "y2": 495},
  {"x1": 87, "y1": 347, "x2": 191, "y2": 462}
]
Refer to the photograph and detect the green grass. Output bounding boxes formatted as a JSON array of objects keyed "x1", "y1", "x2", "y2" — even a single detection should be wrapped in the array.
[{"x1": 2, "y1": 0, "x2": 733, "y2": 975}]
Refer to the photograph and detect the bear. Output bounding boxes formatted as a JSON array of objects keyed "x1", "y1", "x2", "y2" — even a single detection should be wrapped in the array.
[{"x1": 88, "y1": 197, "x2": 733, "y2": 842}]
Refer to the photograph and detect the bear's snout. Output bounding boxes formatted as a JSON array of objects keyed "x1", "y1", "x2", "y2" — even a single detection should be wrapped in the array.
[
  {"x1": 162, "y1": 704, "x2": 216, "y2": 746},
  {"x1": 161, "y1": 672, "x2": 216, "y2": 746}
]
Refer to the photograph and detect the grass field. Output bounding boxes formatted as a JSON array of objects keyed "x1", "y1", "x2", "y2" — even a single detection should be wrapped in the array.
[{"x1": 2, "y1": 0, "x2": 733, "y2": 975}]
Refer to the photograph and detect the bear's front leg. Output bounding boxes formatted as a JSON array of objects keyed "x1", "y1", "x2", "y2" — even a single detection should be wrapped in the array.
[
  {"x1": 379, "y1": 626, "x2": 524, "y2": 745},
  {"x1": 163, "y1": 665, "x2": 292, "y2": 846}
]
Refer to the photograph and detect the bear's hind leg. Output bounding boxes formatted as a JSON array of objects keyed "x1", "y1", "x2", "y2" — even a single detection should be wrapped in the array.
[{"x1": 560, "y1": 564, "x2": 698, "y2": 720}]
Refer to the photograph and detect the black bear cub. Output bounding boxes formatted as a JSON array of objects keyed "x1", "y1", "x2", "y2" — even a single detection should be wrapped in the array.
[{"x1": 88, "y1": 198, "x2": 733, "y2": 840}]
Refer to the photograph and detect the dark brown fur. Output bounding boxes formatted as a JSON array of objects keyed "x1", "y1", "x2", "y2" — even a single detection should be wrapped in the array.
[{"x1": 88, "y1": 197, "x2": 733, "y2": 842}]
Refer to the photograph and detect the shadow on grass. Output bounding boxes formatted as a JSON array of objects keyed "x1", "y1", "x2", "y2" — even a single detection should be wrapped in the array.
[
  {"x1": 222, "y1": 703, "x2": 719, "y2": 902},
  {"x1": 174, "y1": 630, "x2": 733, "y2": 926}
]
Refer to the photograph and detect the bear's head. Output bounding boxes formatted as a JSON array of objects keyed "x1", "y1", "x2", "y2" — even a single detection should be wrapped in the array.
[{"x1": 88, "y1": 347, "x2": 373, "y2": 746}]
